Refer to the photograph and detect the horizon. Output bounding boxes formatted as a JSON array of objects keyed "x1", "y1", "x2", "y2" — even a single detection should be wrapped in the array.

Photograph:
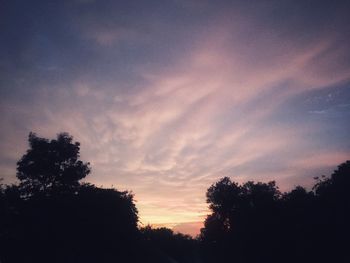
[{"x1": 1, "y1": 0, "x2": 350, "y2": 236}]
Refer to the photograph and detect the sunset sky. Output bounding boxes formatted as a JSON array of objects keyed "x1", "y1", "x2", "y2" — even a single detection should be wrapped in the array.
[{"x1": 1, "y1": 0, "x2": 350, "y2": 236}]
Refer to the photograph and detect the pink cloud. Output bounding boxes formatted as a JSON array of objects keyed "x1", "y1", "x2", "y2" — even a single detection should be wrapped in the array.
[{"x1": 1, "y1": 8, "x2": 349, "y2": 234}]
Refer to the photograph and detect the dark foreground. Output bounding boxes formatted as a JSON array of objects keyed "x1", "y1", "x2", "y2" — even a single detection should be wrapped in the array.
[{"x1": 1, "y1": 133, "x2": 349, "y2": 263}]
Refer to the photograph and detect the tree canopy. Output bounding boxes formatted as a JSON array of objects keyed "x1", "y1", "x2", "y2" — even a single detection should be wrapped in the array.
[
  {"x1": 16, "y1": 132, "x2": 90, "y2": 196},
  {"x1": 200, "y1": 161, "x2": 350, "y2": 263},
  {"x1": 0, "y1": 132, "x2": 349, "y2": 263},
  {"x1": 1, "y1": 132, "x2": 144, "y2": 263}
]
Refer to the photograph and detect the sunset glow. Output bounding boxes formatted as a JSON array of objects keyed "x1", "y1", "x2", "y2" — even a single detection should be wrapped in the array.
[{"x1": 1, "y1": 0, "x2": 350, "y2": 236}]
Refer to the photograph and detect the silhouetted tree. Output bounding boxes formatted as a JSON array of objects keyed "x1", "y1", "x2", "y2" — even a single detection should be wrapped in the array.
[
  {"x1": 140, "y1": 225, "x2": 197, "y2": 263},
  {"x1": 311, "y1": 161, "x2": 350, "y2": 263},
  {"x1": 314, "y1": 160, "x2": 350, "y2": 199},
  {"x1": 2, "y1": 132, "x2": 350, "y2": 263},
  {"x1": 200, "y1": 177, "x2": 282, "y2": 262},
  {"x1": 202, "y1": 178, "x2": 280, "y2": 238},
  {"x1": 200, "y1": 161, "x2": 350, "y2": 263},
  {"x1": 1, "y1": 132, "x2": 144, "y2": 263},
  {"x1": 16, "y1": 132, "x2": 90, "y2": 197}
]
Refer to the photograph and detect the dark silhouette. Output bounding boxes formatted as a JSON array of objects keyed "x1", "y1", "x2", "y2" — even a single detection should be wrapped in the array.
[
  {"x1": 200, "y1": 161, "x2": 350, "y2": 263},
  {"x1": 16, "y1": 132, "x2": 91, "y2": 197},
  {"x1": 140, "y1": 225, "x2": 198, "y2": 263},
  {"x1": 200, "y1": 178, "x2": 281, "y2": 263},
  {"x1": 0, "y1": 133, "x2": 142, "y2": 262},
  {"x1": 0, "y1": 132, "x2": 349, "y2": 263}
]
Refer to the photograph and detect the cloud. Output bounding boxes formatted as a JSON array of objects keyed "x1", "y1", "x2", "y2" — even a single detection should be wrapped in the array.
[
  {"x1": 84, "y1": 26, "x2": 143, "y2": 46},
  {"x1": 1, "y1": 0, "x2": 350, "y2": 236}
]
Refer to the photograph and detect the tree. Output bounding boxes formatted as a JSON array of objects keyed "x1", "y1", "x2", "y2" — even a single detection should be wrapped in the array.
[
  {"x1": 201, "y1": 177, "x2": 282, "y2": 263},
  {"x1": 311, "y1": 160, "x2": 350, "y2": 263},
  {"x1": 140, "y1": 226, "x2": 196, "y2": 263},
  {"x1": 2, "y1": 132, "x2": 145, "y2": 263},
  {"x1": 16, "y1": 132, "x2": 90, "y2": 196},
  {"x1": 200, "y1": 161, "x2": 350, "y2": 263},
  {"x1": 313, "y1": 160, "x2": 350, "y2": 199},
  {"x1": 202, "y1": 177, "x2": 280, "y2": 238}
]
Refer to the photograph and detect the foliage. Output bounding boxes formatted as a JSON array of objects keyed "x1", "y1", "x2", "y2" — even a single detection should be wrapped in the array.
[
  {"x1": 1, "y1": 132, "x2": 349, "y2": 263},
  {"x1": 202, "y1": 178, "x2": 280, "y2": 242},
  {"x1": 140, "y1": 225, "x2": 197, "y2": 263},
  {"x1": 16, "y1": 132, "x2": 90, "y2": 196},
  {"x1": 200, "y1": 161, "x2": 350, "y2": 263},
  {"x1": 1, "y1": 132, "x2": 142, "y2": 263}
]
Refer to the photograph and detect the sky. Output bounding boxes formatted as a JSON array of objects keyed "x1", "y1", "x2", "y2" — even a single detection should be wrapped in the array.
[{"x1": 1, "y1": 0, "x2": 350, "y2": 236}]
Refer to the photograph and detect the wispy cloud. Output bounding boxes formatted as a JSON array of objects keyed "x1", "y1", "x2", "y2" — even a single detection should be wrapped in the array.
[{"x1": 1, "y1": 0, "x2": 350, "y2": 236}]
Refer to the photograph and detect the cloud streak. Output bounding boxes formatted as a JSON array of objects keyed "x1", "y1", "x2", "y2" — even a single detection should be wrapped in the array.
[{"x1": 1, "y1": 0, "x2": 350, "y2": 235}]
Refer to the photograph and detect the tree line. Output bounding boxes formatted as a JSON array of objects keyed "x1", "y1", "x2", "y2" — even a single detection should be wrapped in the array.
[{"x1": 0, "y1": 132, "x2": 349, "y2": 263}]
